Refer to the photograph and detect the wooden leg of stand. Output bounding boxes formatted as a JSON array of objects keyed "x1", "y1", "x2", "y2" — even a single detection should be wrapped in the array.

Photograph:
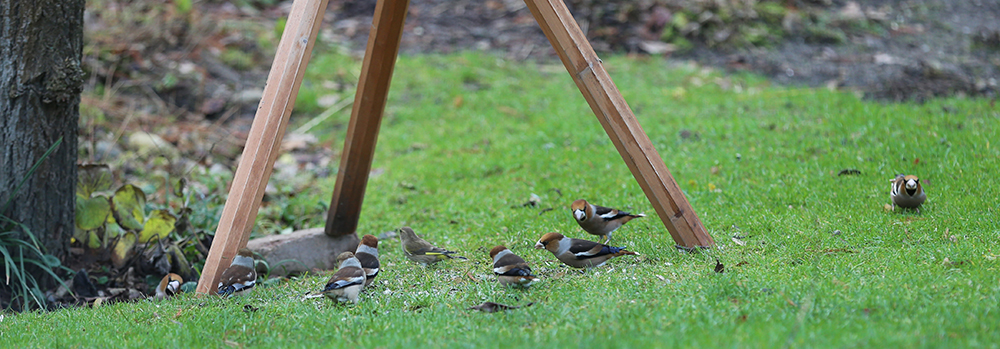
[
  {"x1": 196, "y1": 0, "x2": 330, "y2": 295},
  {"x1": 524, "y1": 0, "x2": 715, "y2": 248},
  {"x1": 324, "y1": 0, "x2": 409, "y2": 237}
]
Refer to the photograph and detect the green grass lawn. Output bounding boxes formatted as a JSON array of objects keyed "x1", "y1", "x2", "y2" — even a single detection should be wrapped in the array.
[{"x1": 4, "y1": 51, "x2": 999, "y2": 348}]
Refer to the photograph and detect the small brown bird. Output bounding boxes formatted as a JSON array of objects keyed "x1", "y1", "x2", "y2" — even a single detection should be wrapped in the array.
[
  {"x1": 217, "y1": 248, "x2": 257, "y2": 297},
  {"x1": 355, "y1": 234, "x2": 380, "y2": 288},
  {"x1": 489, "y1": 245, "x2": 541, "y2": 287},
  {"x1": 571, "y1": 199, "x2": 645, "y2": 243},
  {"x1": 891, "y1": 174, "x2": 926, "y2": 212},
  {"x1": 398, "y1": 226, "x2": 467, "y2": 266},
  {"x1": 534, "y1": 232, "x2": 637, "y2": 269},
  {"x1": 154, "y1": 273, "x2": 183, "y2": 299},
  {"x1": 322, "y1": 252, "x2": 366, "y2": 304}
]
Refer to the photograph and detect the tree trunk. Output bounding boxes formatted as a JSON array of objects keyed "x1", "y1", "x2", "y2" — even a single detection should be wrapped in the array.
[{"x1": 0, "y1": 0, "x2": 85, "y2": 268}]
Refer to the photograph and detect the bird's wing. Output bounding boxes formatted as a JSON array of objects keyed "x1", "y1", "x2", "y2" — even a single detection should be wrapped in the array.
[
  {"x1": 217, "y1": 265, "x2": 256, "y2": 295},
  {"x1": 324, "y1": 268, "x2": 366, "y2": 291},
  {"x1": 594, "y1": 205, "x2": 639, "y2": 220},
  {"x1": 412, "y1": 246, "x2": 465, "y2": 259},
  {"x1": 569, "y1": 239, "x2": 626, "y2": 259},
  {"x1": 494, "y1": 254, "x2": 533, "y2": 276},
  {"x1": 355, "y1": 252, "x2": 380, "y2": 277}
]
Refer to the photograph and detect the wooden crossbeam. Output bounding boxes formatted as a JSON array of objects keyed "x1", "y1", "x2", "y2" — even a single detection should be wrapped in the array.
[
  {"x1": 196, "y1": 0, "x2": 330, "y2": 295},
  {"x1": 524, "y1": 0, "x2": 714, "y2": 248}
]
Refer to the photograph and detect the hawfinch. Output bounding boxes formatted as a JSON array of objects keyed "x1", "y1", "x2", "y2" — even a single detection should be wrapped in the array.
[
  {"x1": 571, "y1": 199, "x2": 645, "y2": 243},
  {"x1": 355, "y1": 234, "x2": 380, "y2": 288},
  {"x1": 534, "y1": 232, "x2": 637, "y2": 269},
  {"x1": 154, "y1": 273, "x2": 183, "y2": 299},
  {"x1": 322, "y1": 252, "x2": 366, "y2": 304},
  {"x1": 891, "y1": 174, "x2": 926, "y2": 212},
  {"x1": 398, "y1": 226, "x2": 467, "y2": 266},
  {"x1": 217, "y1": 248, "x2": 257, "y2": 297},
  {"x1": 489, "y1": 245, "x2": 541, "y2": 287}
]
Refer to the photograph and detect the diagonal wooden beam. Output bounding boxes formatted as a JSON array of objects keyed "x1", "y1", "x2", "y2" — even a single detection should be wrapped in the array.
[
  {"x1": 324, "y1": 0, "x2": 409, "y2": 237},
  {"x1": 196, "y1": 0, "x2": 330, "y2": 295},
  {"x1": 524, "y1": 0, "x2": 714, "y2": 248}
]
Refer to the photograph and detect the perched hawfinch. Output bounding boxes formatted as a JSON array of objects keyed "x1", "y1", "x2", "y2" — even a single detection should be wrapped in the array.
[
  {"x1": 355, "y1": 234, "x2": 380, "y2": 288},
  {"x1": 398, "y1": 226, "x2": 467, "y2": 266},
  {"x1": 571, "y1": 199, "x2": 645, "y2": 243},
  {"x1": 489, "y1": 245, "x2": 541, "y2": 287},
  {"x1": 534, "y1": 232, "x2": 637, "y2": 269},
  {"x1": 154, "y1": 273, "x2": 183, "y2": 299},
  {"x1": 891, "y1": 174, "x2": 926, "y2": 212},
  {"x1": 322, "y1": 252, "x2": 366, "y2": 304},
  {"x1": 217, "y1": 248, "x2": 257, "y2": 297}
]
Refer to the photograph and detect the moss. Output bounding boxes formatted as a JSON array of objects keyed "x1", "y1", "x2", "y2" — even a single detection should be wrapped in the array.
[
  {"x1": 220, "y1": 49, "x2": 255, "y2": 70},
  {"x1": 803, "y1": 25, "x2": 847, "y2": 44},
  {"x1": 660, "y1": 24, "x2": 676, "y2": 42},
  {"x1": 754, "y1": 1, "x2": 788, "y2": 25},
  {"x1": 742, "y1": 24, "x2": 782, "y2": 47},
  {"x1": 671, "y1": 37, "x2": 694, "y2": 52}
]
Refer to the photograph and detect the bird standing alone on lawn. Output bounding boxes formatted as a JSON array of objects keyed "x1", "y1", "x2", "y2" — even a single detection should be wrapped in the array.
[
  {"x1": 571, "y1": 199, "x2": 645, "y2": 243},
  {"x1": 891, "y1": 174, "x2": 926, "y2": 212}
]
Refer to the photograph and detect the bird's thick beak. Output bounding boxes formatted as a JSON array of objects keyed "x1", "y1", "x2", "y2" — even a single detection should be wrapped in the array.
[
  {"x1": 534, "y1": 242, "x2": 544, "y2": 249},
  {"x1": 905, "y1": 179, "x2": 917, "y2": 189},
  {"x1": 573, "y1": 210, "x2": 585, "y2": 220}
]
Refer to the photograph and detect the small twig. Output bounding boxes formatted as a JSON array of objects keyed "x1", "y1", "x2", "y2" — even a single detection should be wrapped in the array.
[
  {"x1": 102, "y1": 102, "x2": 134, "y2": 161},
  {"x1": 292, "y1": 93, "x2": 356, "y2": 135},
  {"x1": 466, "y1": 270, "x2": 480, "y2": 283}
]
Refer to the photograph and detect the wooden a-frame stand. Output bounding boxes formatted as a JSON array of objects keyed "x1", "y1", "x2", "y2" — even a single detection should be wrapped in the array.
[{"x1": 196, "y1": 0, "x2": 715, "y2": 295}]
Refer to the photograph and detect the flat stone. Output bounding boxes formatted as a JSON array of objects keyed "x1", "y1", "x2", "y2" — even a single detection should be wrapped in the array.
[{"x1": 246, "y1": 228, "x2": 359, "y2": 277}]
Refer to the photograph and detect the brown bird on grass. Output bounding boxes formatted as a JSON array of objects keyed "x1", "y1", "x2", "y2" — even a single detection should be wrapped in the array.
[
  {"x1": 570, "y1": 199, "x2": 645, "y2": 243},
  {"x1": 398, "y1": 227, "x2": 467, "y2": 266},
  {"x1": 890, "y1": 174, "x2": 926, "y2": 212},
  {"x1": 354, "y1": 234, "x2": 380, "y2": 288},
  {"x1": 534, "y1": 232, "x2": 637, "y2": 269},
  {"x1": 321, "y1": 252, "x2": 366, "y2": 304},
  {"x1": 489, "y1": 245, "x2": 540, "y2": 287},
  {"x1": 217, "y1": 248, "x2": 257, "y2": 297}
]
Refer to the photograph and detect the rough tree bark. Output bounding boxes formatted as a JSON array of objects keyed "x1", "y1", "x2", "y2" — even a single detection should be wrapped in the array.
[{"x1": 0, "y1": 0, "x2": 86, "y2": 265}]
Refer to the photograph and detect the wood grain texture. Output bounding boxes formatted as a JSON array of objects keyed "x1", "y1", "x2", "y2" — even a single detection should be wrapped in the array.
[
  {"x1": 324, "y1": 0, "x2": 409, "y2": 237},
  {"x1": 196, "y1": 0, "x2": 330, "y2": 295},
  {"x1": 524, "y1": 0, "x2": 714, "y2": 247}
]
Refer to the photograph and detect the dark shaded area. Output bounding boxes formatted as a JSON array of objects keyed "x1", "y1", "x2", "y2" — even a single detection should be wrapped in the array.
[
  {"x1": 327, "y1": 0, "x2": 1000, "y2": 101},
  {"x1": 0, "y1": 0, "x2": 85, "y2": 310}
]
